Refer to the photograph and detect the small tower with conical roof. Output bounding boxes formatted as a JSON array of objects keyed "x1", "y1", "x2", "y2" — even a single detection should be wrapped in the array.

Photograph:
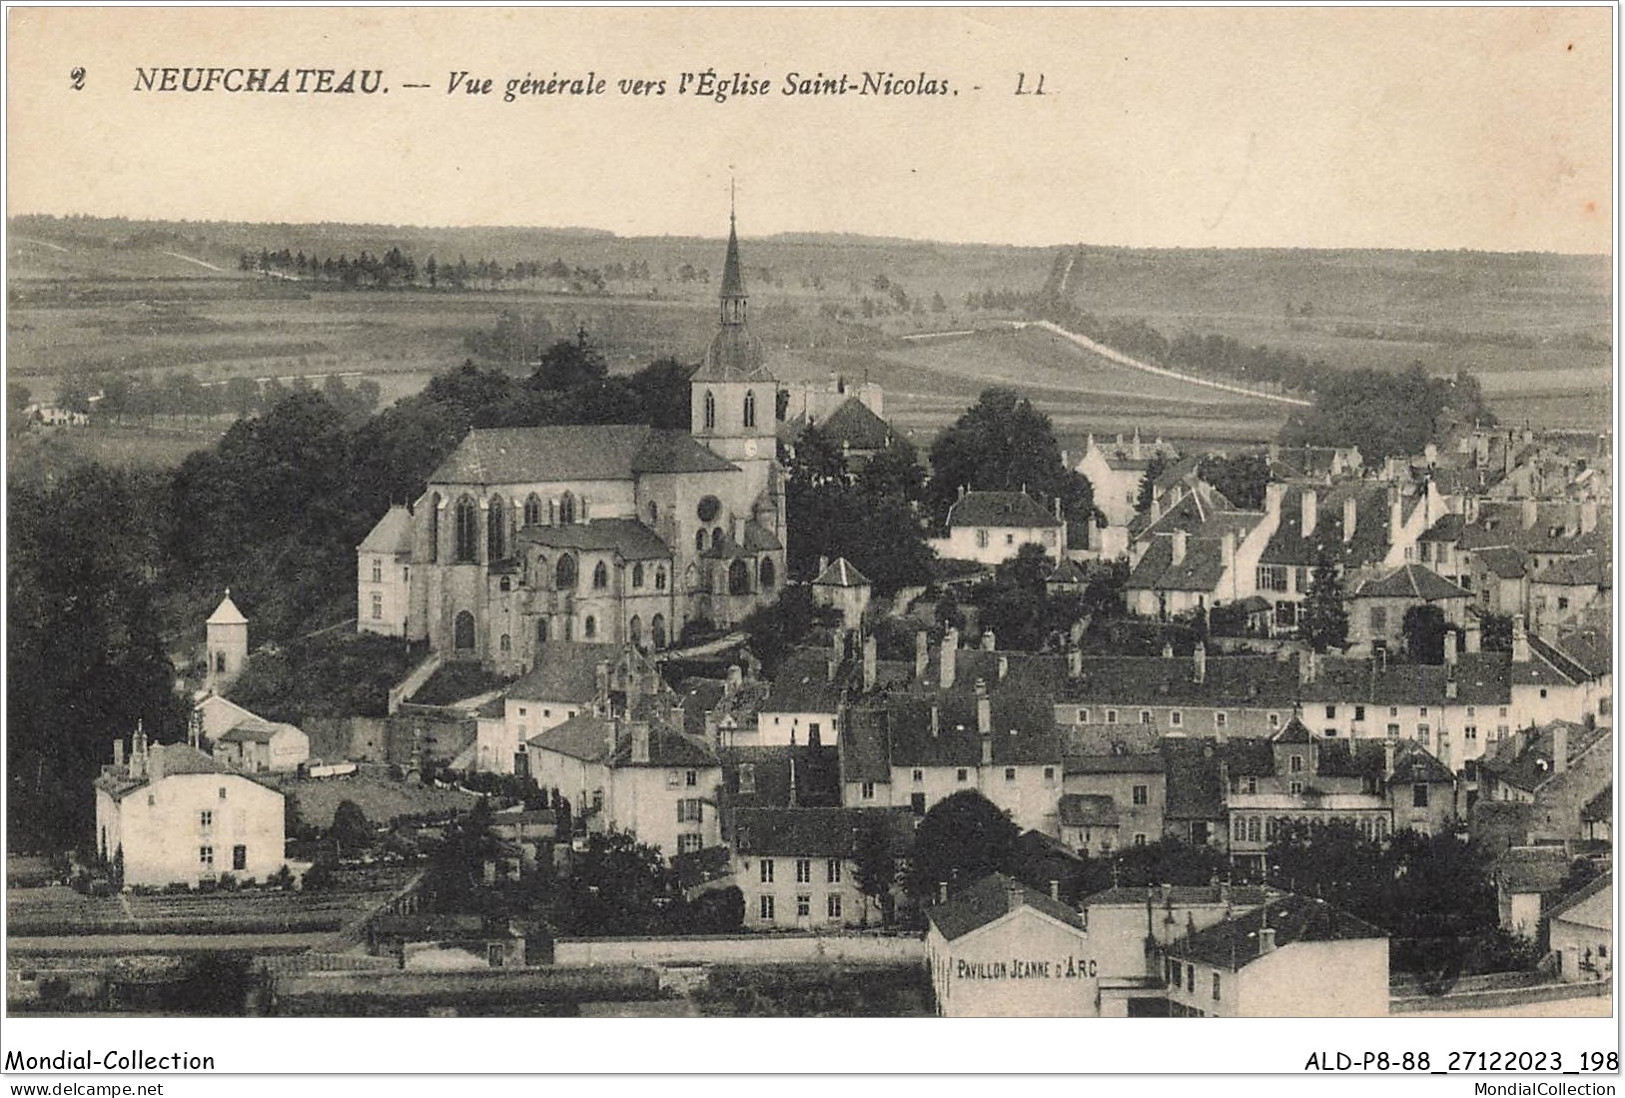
[{"x1": 206, "y1": 589, "x2": 249, "y2": 694}]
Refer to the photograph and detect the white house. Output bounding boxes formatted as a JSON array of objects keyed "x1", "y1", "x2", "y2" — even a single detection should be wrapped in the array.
[
  {"x1": 1161, "y1": 893, "x2": 1389, "y2": 1017},
  {"x1": 94, "y1": 729, "x2": 286, "y2": 889},
  {"x1": 357, "y1": 504, "x2": 414, "y2": 637},
  {"x1": 197, "y1": 695, "x2": 309, "y2": 773},
  {"x1": 1548, "y1": 872, "x2": 1612, "y2": 983},
  {"x1": 932, "y1": 490, "x2": 1065, "y2": 566}
]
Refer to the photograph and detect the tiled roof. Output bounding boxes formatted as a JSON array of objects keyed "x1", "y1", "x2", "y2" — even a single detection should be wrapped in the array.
[
  {"x1": 676, "y1": 678, "x2": 727, "y2": 739},
  {"x1": 1579, "y1": 785, "x2": 1611, "y2": 825},
  {"x1": 1546, "y1": 870, "x2": 1611, "y2": 923},
  {"x1": 1272, "y1": 717, "x2": 1313, "y2": 744},
  {"x1": 813, "y1": 557, "x2": 870, "y2": 588},
  {"x1": 206, "y1": 593, "x2": 248, "y2": 626},
  {"x1": 606, "y1": 728, "x2": 719, "y2": 769},
  {"x1": 1533, "y1": 555, "x2": 1607, "y2": 588},
  {"x1": 946, "y1": 491, "x2": 1061, "y2": 530},
  {"x1": 1354, "y1": 564, "x2": 1471, "y2": 602},
  {"x1": 515, "y1": 518, "x2": 673, "y2": 561},
  {"x1": 882, "y1": 692, "x2": 1064, "y2": 768},
  {"x1": 1082, "y1": 884, "x2": 1270, "y2": 908},
  {"x1": 1259, "y1": 484, "x2": 1392, "y2": 568},
  {"x1": 1058, "y1": 794, "x2": 1119, "y2": 828},
  {"x1": 1130, "y1": 485, "x2": 1252, "y2": 541},
  {"x1": 732, "y1": 806, "x2": 913, "y2": 858},
  {"x1": 359, "y1": 505, "x2": 414, "y2": 555},
  {"x1": 1474, "y1": 546, "x2": 1529, "y2": 580},
  {"x1": 1046, "y1": 559, "x2": 1088, "y2": 585},
  {"x1": 1165, "y1": 893, "x2": 1385, "y2": 969},
  {"x1": 839, "y1": 707, "x2": 893, "y2": 784},
  {"x1": 696, "y1": 325, "x2": 771, "y2": 383},
  {"x1": 216, "y1": 717, "x2": 301, "y2": 745},
  {"x1": 1495, "y1": 845, "x2": 1573, "y2": 895},
  {"x1": 1056, "y1": 654, "x2": 1302, "y2": 708},
  {"x1": 927, "y1": 873, "x2": 1085, "y2": 942},
  {"x1": 1299, "y1": 653, "x2": 1513, "y2": 708},
  {"x1": 430, "y1": 426, "x2": 736, "y2": 485},
  {"x1": 1480, "y1": 720, "x2": 1608, "y2": 794},
  {"x1": 1418, "y1": 514, "x2": 1466, "y2": 543},
  {"x1": 1457, "y1": 502, "x2": 1611, "y2": 556},
  {"x1": 1161, "y1": 738, "x2": 1225, "y2": 820},
  {"x1": 508, "y1": 642, "x2": 624, "y2": 703},
  {"x1": 157, "y1": 743, "x2": 232, "y2": 775},
  {"x1": 526, "y1": 713, "x2": 614, "y2": 762},
  {"x1": 817, "y1": 397, "x2": 893, "y2": 451},
  {"x1": 1223, "y1": 738, "x2": 1278, "y2": 778},
  {"x1": 763, "y1": 648, "x2": 843, "y2": 715},
  {"x1": 1064, "y1": 753, "x2": 1165, "y2": 775},
  {"x1": 720, "y1": 745, "x2": 842, "y2": 812},
  {"x1": 698, "y1": 519, "x2": 782, "y2": 558},
  {"x1": 1127, "y1": 535, "x2": 1227, "y2": 593}
]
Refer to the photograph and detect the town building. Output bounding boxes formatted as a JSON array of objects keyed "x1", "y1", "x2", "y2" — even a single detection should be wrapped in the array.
[
  {"x1": 94, "y1": 729, "x2": 286, "y2": 889},
  {"x1": 1547, "y1": 871, "x2": 1612, "y2": 983},
  {"x1": 811, "y1": 556, "x2": 872, "y2": 632},
  {"x1": 1061, "y1": 751, "x2": 1166, "y2": 854},
  {"x1": 357, "y1": 504, "x2": 414, "y2": 636},
  {"x1": 197, "y1": 694, "x2": 310, "y2": 774},
  {"x1": 1493, "y1": 845, "x2": 1574, "y2": 939},
  {"x1": 755, "y1": 647, "x2": 845, "y2": 748},
  {"x1": 1475, "y1": 719, "x2": 1612, "y2": 846},
  {"x1": 1159, "y1": 893, "x2": 1388, "y2": 1016},
  {"x1": 730, "y1": 806, "x2": 913, "y2": 929},
  {"x1": 932, "y1": 489, "x2": 1065, "y2": 565},
  {"x1": 778, "y1": 391, "x2": 898, "y2": 470},
  {"x1": 1074, "y1": 431, "x2": 1180, "y2": 531},
  {"x1": 204, "y1": 591, "x2": 249, "y2": 695},
  {"x1": 1082, "y1": 883, "x2": 1270, "y2": 1011},
  {"x1": 1348, "y1": 563, "x2": 1472, "y2": 655},
  {"x1": 925, "y1": 874, "x2": 1097, "y2": 1017},
  {"x1": 364, "y1": 211, "x2": 787, "y2": 670},
  {"x1": 525, "y1": 712, "x2": 722, "y2": 860}
]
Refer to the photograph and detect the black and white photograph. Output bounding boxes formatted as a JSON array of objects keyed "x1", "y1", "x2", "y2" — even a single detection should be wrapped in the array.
[{"x1": 2, "y1": 3, "x2": 1616, "y2": 1082}]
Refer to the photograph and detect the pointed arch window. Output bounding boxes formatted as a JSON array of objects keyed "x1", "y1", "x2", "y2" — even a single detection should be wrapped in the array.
[
  {"x1": 655, "y1": 566, "x2": 667, "y2": 591},
  {"x1": 695, "y1": 530, "x2": 707, "y2": 553},
  {"x1": 651, "y1": 614, "x2": 667, "y2": 650},
  {"x1": 712, "y1": 527, "x2": 726, "y2": 551},
  {"x1": 454, "y1": 497, "x2": 479, "y2": 563},
  {"x1": 743, "y1": 389, "x2": 757, "y2": 429},
  {"x1": 559, "y1": 492, "x2": 576, "y2": 525},
  {"x1": 729, "y1": 559, "x2": 751, "y2": 596},
  {"x1": 537, "y1": 618, "x2": 550, "y2": 644},
  {"x1": 629, "y1": 615, "x2": 643, "y2": 649},
  {"x1": 593, "y1": 561, "x2": 610, "y2": 589},
  {"x1": 703, "y1": 390, "x2": 716, "y2": 431},
  {"x1": 632, "y1": 562, "x2": 646, "y2": 589},
  {"x1": 428, "y1": 493, "x2": 441, "y2": 563},
  {"x1": 584, "y1": 615, "x2": 598, "y2": 639},
  {"x1": 556, "y1": 554, "x2": 577, "y2": 590},
  {"x1": 647, "y1": 501, "x2": 659, "y2": 525},
  {"x1": 487, "y1": 495, "x2": 506, "y2": 560},
  {"x1": 524, "y1": 494, "x2": 543, "y2": 526},
  {"x1": 759, "y1": 557, "x2": 776, "y2": 590}
]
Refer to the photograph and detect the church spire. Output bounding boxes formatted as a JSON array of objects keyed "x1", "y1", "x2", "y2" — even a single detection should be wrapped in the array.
[{"x1": 719, "y1": 182, "x2": 746, "y2": 326}]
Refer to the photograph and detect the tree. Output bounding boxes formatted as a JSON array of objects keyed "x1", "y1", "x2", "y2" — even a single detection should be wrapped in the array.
[
  {"x1": 1135, "y1": 455, "x2": 1168, "y2": 513},
  {"x1": 531, "y1": 333, "x2": 606, "y2": 392},
  {"x1": 1299, "y1": 552, "x2": 1349, "y2": 653},
  {"x1": 1197, "y1": 453, "x2": 1272, "y2": 511},
  {"x1": 856, "y1": 434, "x2": 926, "y2": 502},
  {"x1": 685, "y1": 885, "x2": 745, "y2": 934},
  {"x1": 1111, "y1": 838, "x2": 1232, "y2": 888},
  {"x1": 1403, "y1": 603, "x2": 1449, "y2": 665},
  {"x1": 552, "y1": 827, "x2": 679, "y2": 936},
  {"x1": 1479, "y1": 612, "x2": 1514, "y2": 653},
  {"x1": 329, "y1": 799, "x2": 372, "y2": 858},
  {"x1": 853, "y1": 815, "x2": 900, "y2": 926},
  {"x1": 906, "y1": 790, "x2": 1020, "y2": 900}
]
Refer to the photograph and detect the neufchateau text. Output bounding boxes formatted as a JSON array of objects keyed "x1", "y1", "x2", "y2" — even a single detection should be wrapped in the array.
[{"x1": 129, "y1": 67, "x2": 956, "y2": 99}]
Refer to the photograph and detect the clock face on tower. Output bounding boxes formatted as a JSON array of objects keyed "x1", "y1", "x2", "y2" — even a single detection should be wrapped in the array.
[{"x1": 744, "y1": 438, "x2": 759, "y2": 458}]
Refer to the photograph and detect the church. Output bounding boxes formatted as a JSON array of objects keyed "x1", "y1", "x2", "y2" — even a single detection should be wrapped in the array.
[{"x1": 357, "y1": 210, "x2": 787, "y2": 674}]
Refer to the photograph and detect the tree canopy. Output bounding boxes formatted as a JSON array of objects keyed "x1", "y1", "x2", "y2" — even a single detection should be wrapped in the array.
[
  {"x1": 1299, "y1": 553, "x2": 1349, "y2": 653},
  {"x1": 905, "y1": 790, "x2": 1021, "y2": 900},
  {"x1": 1280, "y1": 364, "x2": 1496, "y2": 459}
]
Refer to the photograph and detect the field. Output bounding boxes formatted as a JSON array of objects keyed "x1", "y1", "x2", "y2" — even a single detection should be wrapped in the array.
[
  {"x1": 278, "y1": 774, "x2": 480, "y2": 830},
  {"x1": 8, "y1": 216, "x2": 1611, "y2": 464}
]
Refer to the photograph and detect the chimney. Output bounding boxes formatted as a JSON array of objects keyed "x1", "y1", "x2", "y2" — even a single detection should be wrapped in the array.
[
  {"x1": 1258, "y1": 924, "x2": 1277, "y2": 955},
  {"x1": 131, "y1": 721, "x2": 148, "y2": 780},
  {"x1": 727, "y1": 663, "x2": 743, "y2": 694},
  {"x1": 997, "y1": 654, "x2": 1009, "y2": 682},
  {"x1": 1537, "y1": 618, "x2": 1558, "y2": 645},
  {"x1": 1162, "y1": 641, "x2": 1175, "y2": 660},
  {"x1": 817, "y1": 555, "x2": 829, "y2": 578},
  {"x1": 930, "y1": 704, "x2": 940, "y2": 738},
  {"x1": 1301, "y1": 489, "x2": 1318, "y2": 539},
  {"x1": 1264, "y1": 481, "x2": 1286, "y2": 520},
  {"x1": 1464, "y1": 619, "x2": 1482, "y2": 654},
  {"x1": 1220, "y1": 531, "x2": 1236, "y2": 572},
  {"x1": 1581, "y1": 499, "x2": 1598, "y2": 535},
  {"x1": 1553, "y1": 724, "x2": 1569, "y2": 774},
  {"x1": 788, "y1": 753, "x2": 798, "y2": 807},
  {"x1": 147, "y1": 742, "x2": 166, "y2": 783},
  {"x1": 1268, "y1": 441, "x2": 1281, "y2": 465},
  {"x1": 629, "y1": 721, "x2": 652, "y2": 765},
  {"x1": 1521, "y1": 499, "x2": 1538, "y2": 530},
  {"x1": 1512, "y1": 614, "x2": 1529, "y2": 663},
  {"x1": 1389, "y1": 490, "x2": 1403, "y2": 547},
  {"x1": 937, "y1": 881, "x2": 949, "y2": 905},
  {"x1": 1049, "y1": 880, "x2": 1061, "y2": 903},
  {"x1": 670, "y1": 703, "x2": 688, "y2": 735},
  {"x1": 981, "y1": 631, "x2": 997, "y2": 652},
  {"x1": 1054, "y1": 496, "x2": 1063, "y2": 523},
  {"x1": 1445, "y1": 673, "x2": 1458, "y2": 700},
  {"x1": 862, "y1": 635, "x2": 877, "y2": 691},
  {"x1": 595, "y1": 660, "x2": 611, "y2": 711},
  {"x1": 113, "y1": 739, "x2": 125, "y2": 769},
  {"x1": 1343, "y1": 496, "x2": 1358, "y2": 543},
  {"x1": 1513, "y1": 727, "x2": 1529, "y2": 759},
  {"x1": 1006, "y1": 880, "x2": 1024, "y2": 911},
  {"x1": 1068, "y1": 646, "x2": 1082, "y2": 677},
  {"x1": 914, "y1": 631, "x2": 929, "y2": 682},
  {"x1": 1172, "y1": 530, "x2": 1187, "y2": 565},
  {"x1": 606, "y1": 717, "x2": 619, "y2": 761},
  {"x1": 1149, "y1": 496, "x2": 1162, "y2": 525},
  {"x1": 1383, "y1": 740, "x2": 1396, "y2": 779},
  {"x1": 976, "y1": 679, "x2": 992, "y2": 737},
  {"x1": 1193, "y1": 642, "x2": 1207, "y2": 685},
  {"x1": 1444, "y1": 631, "x2": 1459, "y2": 666},
  {"x1": 940, "y1": 627, "x2": 959, "y2": 689},
  {"x1": 1131, "y1": 428, "x2": 1143, "y2": 460}
]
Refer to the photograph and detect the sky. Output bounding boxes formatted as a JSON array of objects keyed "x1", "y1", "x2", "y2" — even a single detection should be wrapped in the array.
[{"x1": 6, "y1": 7, "x2": 1615, "y2": 253}]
